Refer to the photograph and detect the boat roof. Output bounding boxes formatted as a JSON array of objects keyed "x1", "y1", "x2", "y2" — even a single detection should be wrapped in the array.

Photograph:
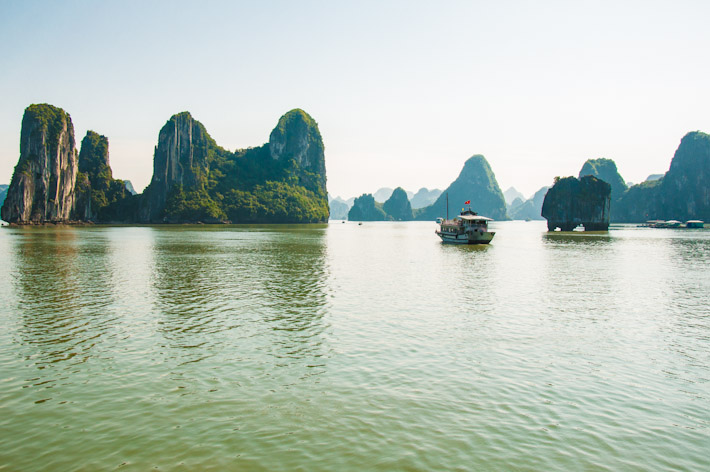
[
  {"x1": 686, "y1": 220, "x2": 704, "y2": 223},
  {"x1": 456, "y1": 214, "x2": 493, "y2": 221}
]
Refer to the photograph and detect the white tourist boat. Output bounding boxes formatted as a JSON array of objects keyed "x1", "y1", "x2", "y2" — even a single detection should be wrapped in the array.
[{"x1": 436, "y1": 208, "x2": 495, "y2": 244}]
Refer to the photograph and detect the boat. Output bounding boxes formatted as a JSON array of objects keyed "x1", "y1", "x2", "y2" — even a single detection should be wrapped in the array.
[
  {"x1": 436, "y1": 208, "x2": 495, "y2": 244},
  {"x1": 643, "y1": 219, "x2": 705, "y2": 229},
  {"x1": 645, "y1": 220, "x2": 682, "y2": 228}
]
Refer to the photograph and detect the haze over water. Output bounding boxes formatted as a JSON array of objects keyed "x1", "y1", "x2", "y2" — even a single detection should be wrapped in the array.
[{"x1": 1, "y1": 222, "x2": 708, "y2": 470}]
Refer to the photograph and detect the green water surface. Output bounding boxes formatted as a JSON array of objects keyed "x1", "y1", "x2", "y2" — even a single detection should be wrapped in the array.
[{"x1": 0, "y1": 221, "x2": 708, "y2": 471}]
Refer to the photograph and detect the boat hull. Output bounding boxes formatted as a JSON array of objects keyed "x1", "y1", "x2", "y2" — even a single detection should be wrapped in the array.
[{"x1": 436, "y1": 231, "x2": 495, "y2": 244}]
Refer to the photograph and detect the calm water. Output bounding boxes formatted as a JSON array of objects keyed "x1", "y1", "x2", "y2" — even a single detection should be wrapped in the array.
[{"x1": 1, "y1": 221, "x2": 708, "y2": 471}]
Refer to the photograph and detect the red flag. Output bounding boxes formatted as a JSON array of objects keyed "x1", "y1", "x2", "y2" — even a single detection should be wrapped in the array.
[{"x1": 464, "y1": 200, "x2": 470, "y2": 204}]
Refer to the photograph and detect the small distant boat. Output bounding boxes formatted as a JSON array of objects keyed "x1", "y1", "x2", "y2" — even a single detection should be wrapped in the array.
[{"x1": 686, "y1": 220, "x2": 704, "y2": 228}]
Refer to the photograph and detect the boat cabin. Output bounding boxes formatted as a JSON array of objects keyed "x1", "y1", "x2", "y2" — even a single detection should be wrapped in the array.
[{"x1": 440, "y1": 212, "x2": 492, "y2": 235}]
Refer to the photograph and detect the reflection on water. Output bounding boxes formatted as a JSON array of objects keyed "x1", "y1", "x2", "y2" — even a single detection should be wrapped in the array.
[
  {"x1": 149, "y1": 226, "x2": 331, "y2": 370},
  {"x1": 1, "y1": 222, "x2": 709, "y2": 471},
  {"x1": 142, "y1": 225, "x2": 335, "y2": 417},
  {"x1": 542, "y1": 231, "x2": 614, "y2": 245},
  {"x1": 11, "y1": 229, "x2": 121, "y2": 370}
]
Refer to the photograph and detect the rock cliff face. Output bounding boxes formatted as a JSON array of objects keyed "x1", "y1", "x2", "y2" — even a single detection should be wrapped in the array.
[
  {"x1": 657, "y1": 131, "x2": 710, "y2": 220},
  {"x1": 79, "y1": 131, "x2": 112, "y2": 180},
  {"x1": 417, "y1": 155, "x2": 507, "y2": 221},
  {"x1": 140, "y1": 112, "x2": 214, "y2": 222},
  {"x1": 616, "y1": 131, "x2": 710, "y2": 222},
  {"x1": 542, "y1": 175, "x2": 611, "y2": 231},
  {"x1": 139, "y1": 108, "x2": 328, "y2": 223},
  {"x1": 578, "y1": 158, "x2": 627, "y2": 221},
  {"x1": 268, "y1": 109, "x2": 326, "y2": 196},
  {"x1": 1, "y1": 104, "x2": 78, "y2": 224},
  {"x1": 614, "y1": 180, "x2": 660, "y2": 222},
  {"x1": 383, "y1": 187, "x2": 413, "y2": 220},
  {"x1": 579, "y1": 158, "x2": 627, "y2": 201},
  {"x1": 75, "y1": 131, "x2": 130, "y2": 221}
]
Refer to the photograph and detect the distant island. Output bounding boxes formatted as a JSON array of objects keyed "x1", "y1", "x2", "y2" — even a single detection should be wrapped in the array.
[
  {"x1": 343, "y1": 154, "x2": 509, "y2": 222},
  {"x1": 0, "y1": 185, "x2": 8, "y2": 209},
  {"x1": 1, "y1": 104, "x2": 328, "y2": 224},
  {"x1": 328, "y1": 187, "x2": 441, "y2": 220},
  {"x1": 505, "y1": 186, "x2": 549, "y2": 221}
]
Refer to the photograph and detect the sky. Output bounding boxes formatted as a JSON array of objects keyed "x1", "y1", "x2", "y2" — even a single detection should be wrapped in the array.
[{"x1": 1, "y1": 0, "x2": 709, "y2": 199}]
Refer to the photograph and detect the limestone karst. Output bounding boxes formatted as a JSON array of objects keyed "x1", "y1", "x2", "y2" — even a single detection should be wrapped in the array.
[{"x1": 542, "y1": 175, "x2": 611, "y2": 231}]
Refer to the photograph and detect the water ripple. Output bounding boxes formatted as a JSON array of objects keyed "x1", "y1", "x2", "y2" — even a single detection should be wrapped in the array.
[{"x1": 0, "y1": 223, "x2": 709, "y2": 470}]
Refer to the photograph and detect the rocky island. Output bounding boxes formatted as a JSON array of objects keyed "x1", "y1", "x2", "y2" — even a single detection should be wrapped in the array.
[
  {"x1": 542, "y1": 175, "x2": 611, "y2": 231},
  {"x1": 416, "y1": 154, "x2": 508, "y2": 221},
  {"x1": 615, "y1": 131, "x2": 710, "y2": 222},
  {"x1": 1, "y1": 104, "x2": 329, "y2": 224},
  {"x1": 348, "y1": 193, "x2": 386, "y2": 221},
  {"x1": 347, "y1": 187, "x2": 414, "y2": 221},
  {"x1": 1, "y1": 104, "x2": 79, "y2": 224},
  {"x1": 74, "y1": 130, "x2": 132, "y2": 222}
]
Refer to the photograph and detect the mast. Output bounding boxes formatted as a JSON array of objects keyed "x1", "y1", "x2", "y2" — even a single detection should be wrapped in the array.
[{"x1": 446, "y1": 193, "x2": 449, "y2": 220}]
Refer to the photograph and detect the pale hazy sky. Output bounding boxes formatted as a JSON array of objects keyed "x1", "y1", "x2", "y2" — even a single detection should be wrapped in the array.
[{"x1": 1, "y1": 0, "x2": 709, "y2": 199}]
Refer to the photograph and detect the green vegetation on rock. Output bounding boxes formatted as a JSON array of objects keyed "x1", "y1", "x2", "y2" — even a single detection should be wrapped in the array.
[
  {"x1": 23, "y1": 103, "x2": 75, "y2": 153},
  {"x1": 542, "y1": 175, "x2": 611, "y2": 231},
  {"x1": 615, "y1": 179, "x2": 661, "y2": 222},
  {"x1": 138, "y1": 109, "x2": 329, "y2": 223},
  {"x1": 578, "y1": 158, "x2": 627, "y2": 221},
  {"x1": 579, "y1": 158, "x2": 627, "y2": 201},
  {"x1": 416, "y1": 155, "x2": 507, "y2": 221},
  {"x1": 348, "y1": 194, "x2": 386, "y2": 221},
  {"x1": 383, "y1": 187, "x2": 413, "y2": 220},
  {"x1": 615, "y1": 131, "x2": 710, "y2": 222},
  {"x1": 76, "y1": 131, "x2": 130, "y2": 221},
  {"x1": 1, "y1": 103, "x2": 77, "y2": 224}
]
